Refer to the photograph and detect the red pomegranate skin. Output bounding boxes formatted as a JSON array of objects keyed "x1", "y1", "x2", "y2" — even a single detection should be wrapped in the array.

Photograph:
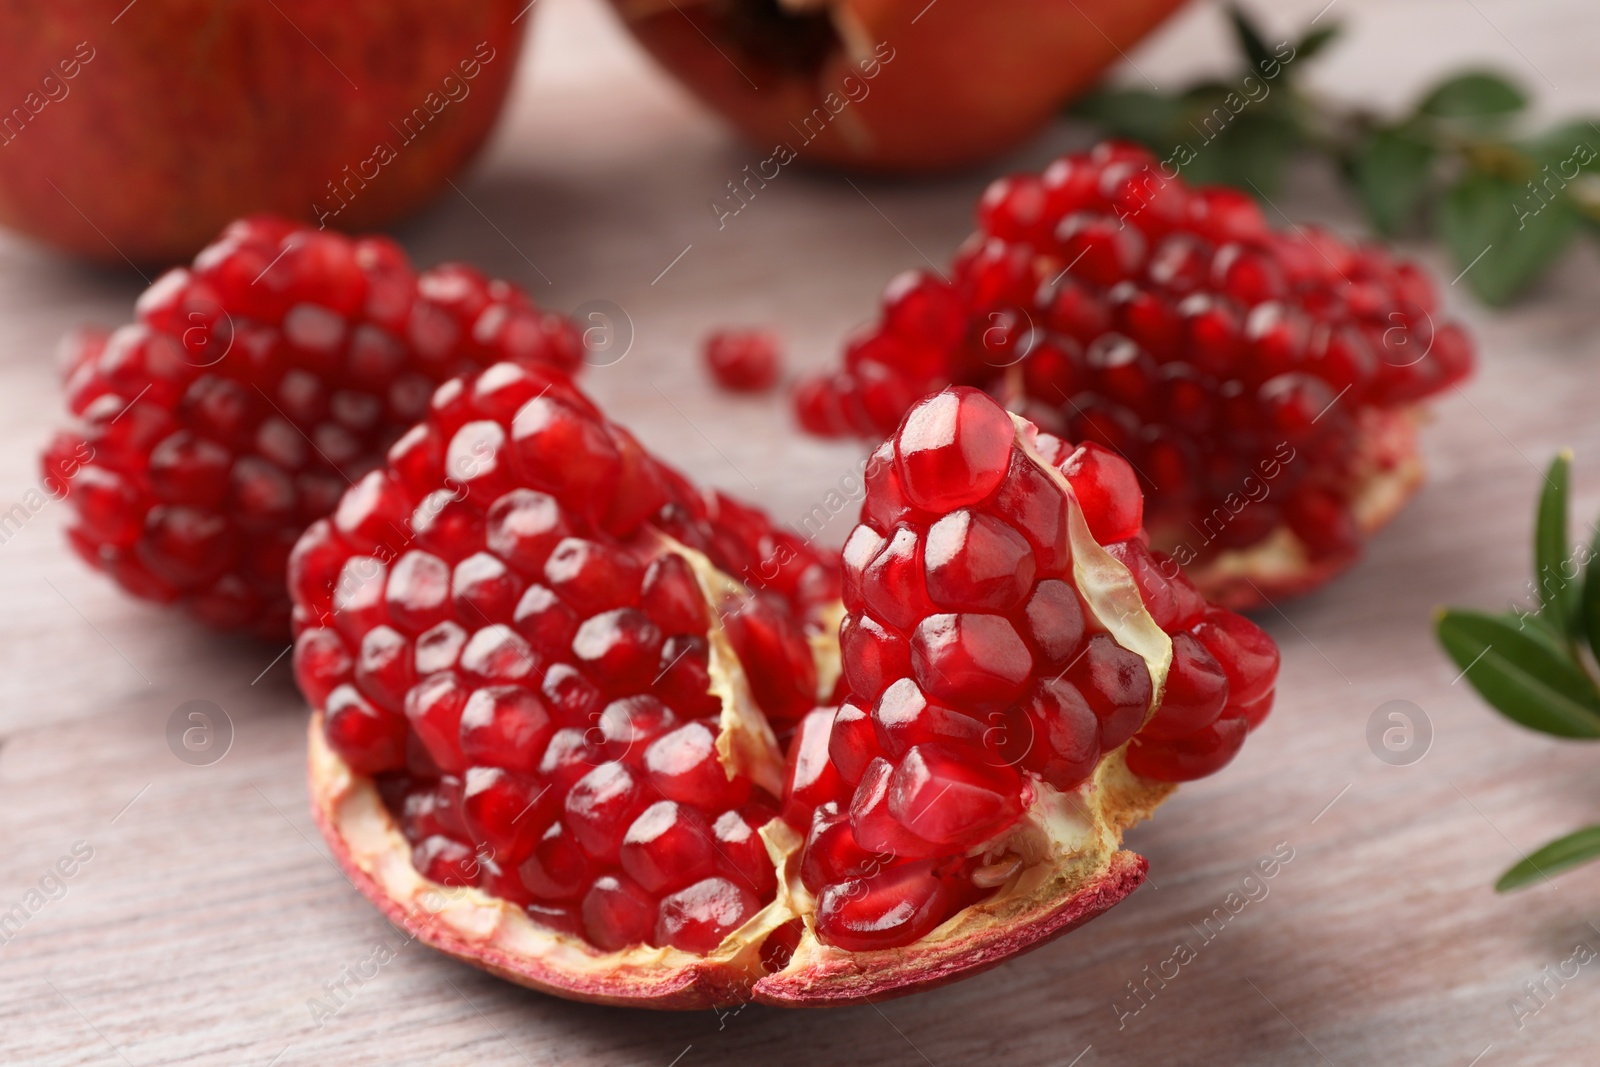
[
  {"x1": 608, "y1": 0, "x2": 1189, "y2": 172},
  {"x1": 0, "y1": 0, "x2": 528, "y2": 263}
]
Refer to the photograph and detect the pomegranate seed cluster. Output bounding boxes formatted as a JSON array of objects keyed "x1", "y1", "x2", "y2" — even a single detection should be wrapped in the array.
[
  {"x1": 794, "y1": 141, "x2": 1474, "y2": 572},
  {"x1": 291, "y1": 360, "x2": 836, "y2": 955},
  {"x1": 42, "y1": 217, "x2": 583, "y2": 637},
  {"x1": 785, "y1": 388, "x2": 1279, "y2": 952}
]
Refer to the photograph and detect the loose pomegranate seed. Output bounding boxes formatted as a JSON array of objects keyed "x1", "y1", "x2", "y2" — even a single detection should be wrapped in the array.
[
  {"x1": 793, "y1": 144, "x2": 1474, "y2": 599},
  {"x1": 704, "y1": 329, "x2": 781, "y2": 392},
  {"x1": 45, "y1": 216, "x2": 585, "y2": 638}
]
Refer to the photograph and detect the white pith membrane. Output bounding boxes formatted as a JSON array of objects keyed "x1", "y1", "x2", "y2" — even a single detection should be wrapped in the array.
[
  {"x1": 308, "y1": 417, "x2": 1183, "y2": 1007},
  {"x1": 1158, "y1": 406, "x2": 1425, "y2": 610}
]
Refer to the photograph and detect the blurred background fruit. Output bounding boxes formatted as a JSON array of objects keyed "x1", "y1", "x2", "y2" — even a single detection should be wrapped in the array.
[
  {"x1": 606, "y1": 0, "x2": 1189, "y2": 172},
  {"x1": 0, "y1": 0, "x2": 530, "y2": 264}
]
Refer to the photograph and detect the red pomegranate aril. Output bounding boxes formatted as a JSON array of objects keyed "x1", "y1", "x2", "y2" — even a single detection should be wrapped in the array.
[
  {"x1": 325, "y1": 684, "x2": 406, "y2": 775},
  {"x1": 1127, "y1": 715, "x2": 1250, "y2": 781},
  {"x1": 813, "y1": 860, "x2": 964, "y2": 952},
  {"x1": 564, "y1": 762, "x2": 650, "y2": 864},
  {"x1": 782, "y1": 708, "x2": 846, "y2": 828},
  {"x1": 461, "y1": 766, "x2": 558, "y2": 865},
  {"x1": 572, "y1": 608, "x2": 664, "y2": 691},
  {"x1": 518, "y1": 822, "x2": 594, "y2": 901},
  {"x1": 582, "y1": 874, "x2": 657, "y2": 951},
  {"x1": 1067, "y1": 633, "x2": 1153, "y2": 751},
  {"x1": 848, "y1": 758, "x2": 940, "y2": 859},
  {"x1": 405, "y1": 672, "x2": 470, "y2": 774},
  {"x1": 887, "y1": 744, "x2": 1022, "y2": 848},
  {"x1": 412, "y1": 835, "x2": 479, "y2": 887},
  {"x1": 1192, "y1": 609, "x2": 1279, "y2": 706},
  {"x1": 705, "y1": 330, "x2": 781, "y2": 392},
  {"x1": 1021, "y1": 580, "x2": 1086, "y2": 666},
  {"x1": 924, "y1": 509, "x2": 1036, "y2": 612},
  {"x1": 713, "y1": 807, "x2": 779, "y2": 899},
  {"x1": 639, "y1": 555, "x2": 709, "y2": 635},
  {"x1": 655, "y1": 877, "x2": 760, "y2": 955},
  {"x1": 858, "y1": 527, "x2": 937, "y2": 631},
  {"x1": 1141, "y1": 633, "x2": 1228, "y2": 740},
  {"x1": 1014, "y1": 679, "x2": 1101, "y2": 790},
  {"x1": 871, "y1": 678, "x2": 987, "y2": 758},
  {"x1": 1059, "y1": 443, "x2": 1142, "y2": 543},
  {"x1": 894, "y1": 387, "x2": 1015, "y2": 511},
  {"x1": 827, "y1": 703, "x2": 878, "y2": 786},
  {"x1": 294, "y1": 628, "x2": 352, "y2": 707},
  {"x1": 458, "y1": 686, "x2": 554, "y2": 774},
  {"x1": 620, "y1": 801, "x2": 718, "y2": 894},
  {"x1": 355, "y1": 625, "x2": 415, "y2": 713},
  {"x1": 644, "y1": 721, "x2": 751, "y2": 811},
  {"x1": 910, "y1": 612, "x2": 1033, "y2": 712}
]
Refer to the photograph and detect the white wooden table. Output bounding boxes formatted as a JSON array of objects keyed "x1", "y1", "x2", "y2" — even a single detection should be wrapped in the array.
[{"x1": 5, "y1": 0, "x2": 1600, "y2": 1063}]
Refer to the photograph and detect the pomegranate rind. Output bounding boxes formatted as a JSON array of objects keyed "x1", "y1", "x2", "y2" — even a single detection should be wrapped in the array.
[
  {"x1": 310, "y1": 713, "x2": 800, "y2": 1008},
  {"x1": 1169, "y1": 407, "x2": 1425, "y2": 609},
  {"x1": 753, "y1": 751, "x2": 1171, "y2": 1005}
]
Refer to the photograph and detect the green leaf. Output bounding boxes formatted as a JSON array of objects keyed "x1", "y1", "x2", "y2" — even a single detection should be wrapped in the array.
[
  {"x1": 1435, "y1": 609, "x2": 1600, "y2": 738},
  {"x1": 1295, "y1": 24, "x2": 1341, "y2": 62},
  {"x1": 1228, "y1": 5, "x2": 1275, "y2": 77},
  {"x1": 1069, "y1": 88, "x2": 1185, "y2": 146},
  {"x1": 1419, "y1": 70, "x2": 1528, "y2": 121},
  {"x1": 1350, "y1": 127, "x2": 1435, "y2": 235},
  {"x1": 1439, "y1": 169, "x2": 1580, "y2": 305},
  {"x1": 1496, "y1": 825, "x2": 1600, "y2": 891},
  {"x1": 1523, "y1": 120, "x2": 1600, "y2": 173},
  {"x1": 1581, "y1": 503, "x2": 1600, "y2": 667},
  {"x1": 1534, "y1": 450, "x2": 1578, "y2": 634},
  {"x1": 1175, "y1": 111, "x2": 1302, "y2": 195}
]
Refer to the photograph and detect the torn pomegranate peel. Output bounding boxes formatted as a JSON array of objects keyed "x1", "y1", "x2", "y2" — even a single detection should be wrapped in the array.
[{"x1": 298, "y1": 371, "x2": 1278, "y2": 1007}]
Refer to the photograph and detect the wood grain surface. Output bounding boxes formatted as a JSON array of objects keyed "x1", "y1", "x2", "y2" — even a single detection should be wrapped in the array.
[{"x1": 4, "y1": 0, "x2": 1600, "y2": 1063}]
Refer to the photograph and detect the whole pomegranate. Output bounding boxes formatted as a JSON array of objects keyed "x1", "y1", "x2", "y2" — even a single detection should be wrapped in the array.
[
  {"x1": 0, "y1": 0, "x2": 527, "y2": 263},
  {"x1": 607, "y1": 0, "x2": 1188, "y2": 172}
]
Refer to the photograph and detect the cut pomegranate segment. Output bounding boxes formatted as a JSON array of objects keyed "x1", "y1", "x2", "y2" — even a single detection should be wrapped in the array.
[
  {"x1": 42, "y1": 216, "x2": 584, "y2": 638},
  {"x1": 793, "y1": 142, "x2": 1474, "y2": 607},
  {"x1": 304, "y1": 376, "x2": 1277, "y2": 1008}
]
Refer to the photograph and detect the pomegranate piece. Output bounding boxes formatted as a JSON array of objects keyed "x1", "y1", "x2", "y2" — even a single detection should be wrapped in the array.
[
  {"x1": 704, "y1": 329, "x2": 781, "y2": 392},
  {"x1": 302, "y1": 370, "x2": 1275, "y2": 1009},
  {"x1": 794, "y1": 142, "x2": 1474, "y2": 606},
  {"x1": 299, "y1": 359, "x2": 845, "y2": 1004},
  {"x1": 43, "y1": 216, "x2": 584, "y2": 638},
  {"x1": 806, "y1": 387, "x2": 1278, "y2": 954}
]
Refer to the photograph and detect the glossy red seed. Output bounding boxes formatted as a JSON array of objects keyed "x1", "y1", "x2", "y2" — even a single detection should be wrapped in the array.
[
  {"x1": 581, "y1": 874, "x2": 656, "y2": 951},
  {"x1": 712, "y1": 807, "x2": 778, "y2": 899},
  {"x1": 655, "y1": 877, "x2": 759, "y2": 954},
  {"x1": 894, "y1": 388, "x2": 1015, "y2": 511},
  {"x1": 458, "y1": 686, "x2": 554, "y2": 774},
  {"x1": 518, "y1": 823, "x2": 594, "y2": 900},
  {"x1": 705, "y1": 330, "x2": 781, "y2": 392},
  {"x1": 848, "y1": 758, "x2": 940, "y2": 859},
  {"x1": 644, "y1": 720, "x2": 750, "y2": 810},
  {"x1": 782, "y1": 708, "x2": 846, "y2": 828},
  {"x1": 1067, "y1": 633, "x2": 1153, "y2": 751},
  {"x1": 461, "y1": 766, "x2": 557, "y2": 865},
  {"x1": 1021, "y1": 579, "x2": 1086, "y2": 666},
  {"x1": 1060, "y1": 443, "x2": 1143, "y2": 543},
  {"x1": 887, "y1": 744, "x2": 1022, "y2": 848},
  {"x1": 871, "y1": 678, "x2": 987, "y2": 758},
  {"x1": 814, "y1": 860, "x2": 961, "y2": 952},
  {"x1": 910, "y1": 612, "x2": 1033, "y2": 712},
  {"x1": 1127, "y1": 716, "x2": 1250, "y2": 781},
  {"x1": 1192, "y1": 609, "x2": 1279, "y2": 706},
  {"x1": 828, "y1": 703, "x2": 878, "y2": 786},
  {"x1": 620, "y1": 801, "x2": 717, "y2": 893},
  {"x1": 324, "y1": 684, "x2": 406, "y2": 775},
  {"x1": 1141, "y1": 633, "x2": 1229, "y2": 740},
  {"x1": 924, "y1": 508, "x2": 1036, "y2": 611},
  {"x1": 405, "y1": 672, "x2": 470, "y2": 774}
]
